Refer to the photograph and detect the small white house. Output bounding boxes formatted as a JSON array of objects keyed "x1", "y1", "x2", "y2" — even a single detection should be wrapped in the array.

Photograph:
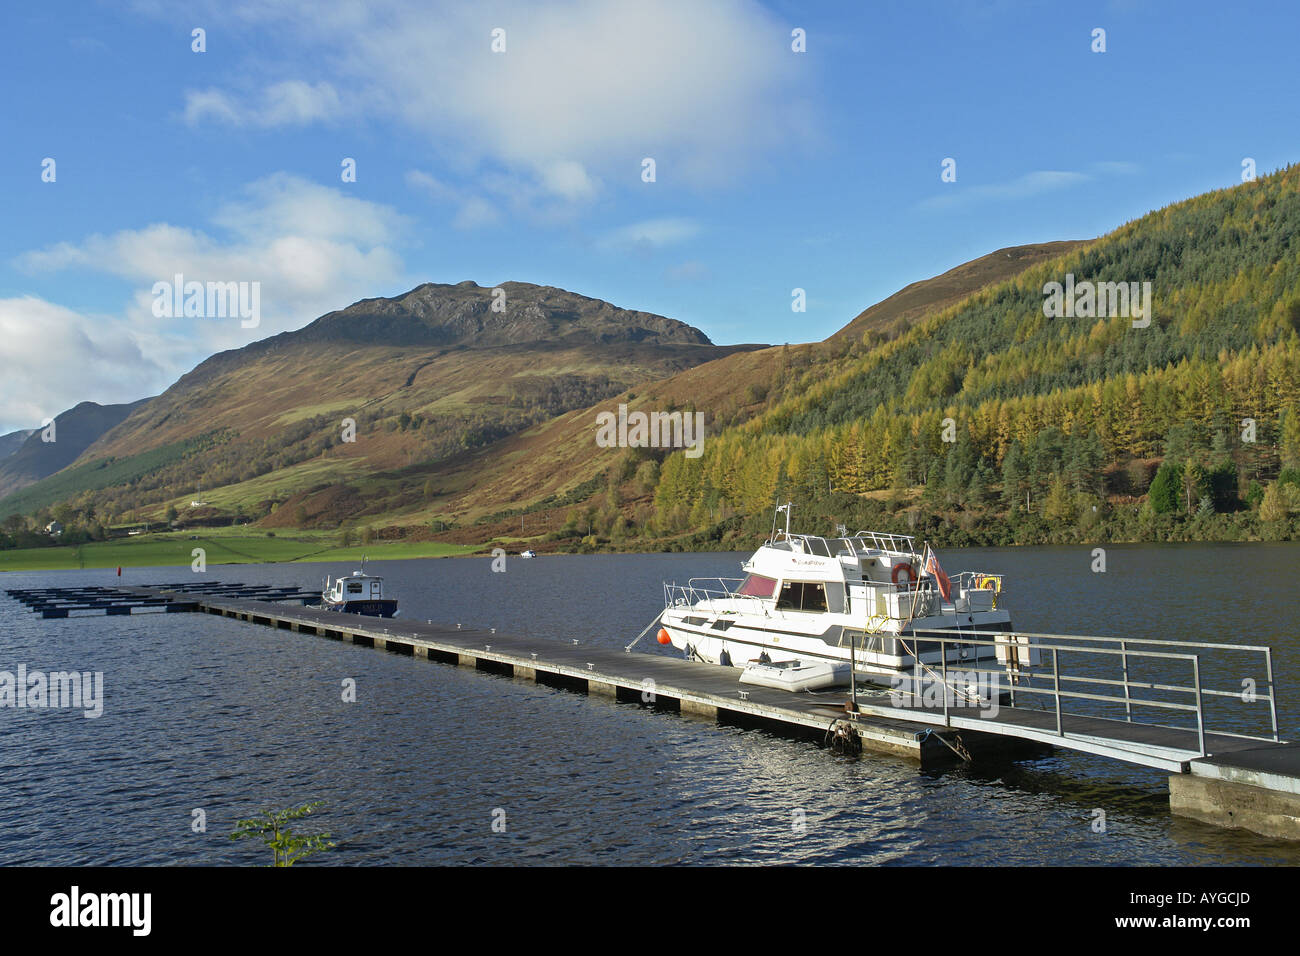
[{"x1": 45, "y1": 521, "x2": 63, "y2": 536}]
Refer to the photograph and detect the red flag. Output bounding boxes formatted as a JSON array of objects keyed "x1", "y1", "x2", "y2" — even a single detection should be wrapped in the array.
[{"x1": 925, "y1": 548, "x2": 951, "y2": 601}]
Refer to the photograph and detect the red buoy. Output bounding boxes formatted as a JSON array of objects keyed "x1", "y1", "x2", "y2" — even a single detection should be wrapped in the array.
[
  {"x1": 117, "y1": 566, "x2": 122, "y2": 577},
  {"x1": 657, "y1": 628, "x2": 672, "y2": 645}
]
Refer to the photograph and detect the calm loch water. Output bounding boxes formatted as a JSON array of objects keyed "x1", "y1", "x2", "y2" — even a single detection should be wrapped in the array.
[{"x1": 2, "y1": 543, "x2": 1299, "y2": 865}]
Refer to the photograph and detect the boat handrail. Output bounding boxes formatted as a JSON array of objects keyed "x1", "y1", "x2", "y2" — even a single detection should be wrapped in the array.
[
  {"x1": 951, "y1": 571, "x2": 1003, "y2": 590},
  {"x1": 666, "y1": 579, "x2": 769, "y2": 614},
  {"x1": 766, "y1": 533, "x2": 835, "y2": 557},
  {"x1": 850, "y1": 530, "x2": 917, "y2": 553},
  {"x1": 686, "y1": 576, "x2": 746, "y2": 590},
  {"x1": 766, "y1": 531, "x2": 919, "y2": 557}
]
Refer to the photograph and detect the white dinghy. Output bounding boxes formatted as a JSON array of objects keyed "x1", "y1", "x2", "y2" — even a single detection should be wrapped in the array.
[{"x1": 739, "y1": 658, "x2": 851, "y2": 692}]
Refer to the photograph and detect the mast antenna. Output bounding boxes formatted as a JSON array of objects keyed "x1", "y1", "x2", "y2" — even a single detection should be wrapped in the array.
[{"x1": 771, "y1": 501, "x2": 792, "y2": 541}]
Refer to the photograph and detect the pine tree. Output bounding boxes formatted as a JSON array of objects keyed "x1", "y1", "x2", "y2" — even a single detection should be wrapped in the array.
[
  {"x1": 1281, "y1": 405, "x2": 1300, "y2": 469},
  {"x1": 1182, "y1": 460, "x2": 1204, "y2": 515},
  {"x1": 1148, "y1": 461, "x2": 1182, "y2": 514},
  {"x1": 967, "y1": 463, "x2": 996, "y2": 511},
  {"x1": 1000, "y1": 441, "x2": 1026, "y2": 507}
]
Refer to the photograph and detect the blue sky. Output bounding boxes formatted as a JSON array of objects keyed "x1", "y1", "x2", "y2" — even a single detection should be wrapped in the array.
[{"x1": 2, "y1": 0, "x2": 1298, "y2": 433}]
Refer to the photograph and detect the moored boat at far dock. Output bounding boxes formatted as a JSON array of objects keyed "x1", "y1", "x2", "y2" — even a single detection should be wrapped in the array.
[{"x1": 319, "y1": 562, "x2": 398, "y2": 617}]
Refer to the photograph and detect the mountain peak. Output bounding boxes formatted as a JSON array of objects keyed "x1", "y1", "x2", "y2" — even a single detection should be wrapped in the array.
[{"x1": 295, "y1": 280, "x2": 712, "y2": 349}]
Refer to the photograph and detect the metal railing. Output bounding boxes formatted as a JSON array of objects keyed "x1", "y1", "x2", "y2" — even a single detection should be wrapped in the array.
[
  {"x1": 849, "y1": 531, "x2": 918, "y2": 553},
  {"x1": 950, "y1": 571, "x2": 1003, "y2": 592},
  {"x1": 768, "y1": 531, "x2": 920, "y2": 558},
  {"x1": 664, "y1": 578, "x2": 769, "y2": 615},
  {"x1": 767, "y1": 533, "x2": 837, "y2": 557},
  {"x1": 886, "y1": 628, "x2": 1280, "y2": 756}
]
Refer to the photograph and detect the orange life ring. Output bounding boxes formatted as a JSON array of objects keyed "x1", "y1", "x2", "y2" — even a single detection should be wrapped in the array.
[{"x1": 891, "y1": 562, "x2": 915, "y2": 587}]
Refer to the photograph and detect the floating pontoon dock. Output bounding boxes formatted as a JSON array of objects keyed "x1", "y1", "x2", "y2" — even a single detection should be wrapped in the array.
[
  {"x1": 4, "y1": 582, "x2": 315, "y2": 617},
  {"x1": 8, "y1": 582, "x2": 1298, "y2": 840}
]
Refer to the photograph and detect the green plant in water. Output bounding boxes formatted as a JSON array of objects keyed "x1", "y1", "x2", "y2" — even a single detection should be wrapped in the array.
[{"x1": 230, "y1": 801, "x2": 336, "y2": 866}]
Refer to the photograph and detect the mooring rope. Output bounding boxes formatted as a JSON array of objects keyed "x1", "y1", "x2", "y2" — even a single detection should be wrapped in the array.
[
  {"x1": 918, "y1": 727, "x2": 973, "y2": 762},
  {"x1": 624, "y1": 611, "x2": 665, "y2": 652}
]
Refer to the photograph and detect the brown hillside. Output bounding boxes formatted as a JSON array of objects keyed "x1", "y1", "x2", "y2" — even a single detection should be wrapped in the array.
[
  {"x1": 78, "y1": 281, "x2": 763, "y2": 464},
  {"x1": 828, "y1": 241, "x2": 1086, "y2": 343}
]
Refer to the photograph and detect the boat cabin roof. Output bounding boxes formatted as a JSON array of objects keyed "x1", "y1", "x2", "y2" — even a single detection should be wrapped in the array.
[
  {"x1": 329, "y1": 571, "x2": 385, "y2": 594},
  {"x1": 744, "y1": 530, "x2": 924, "y2": 588}
]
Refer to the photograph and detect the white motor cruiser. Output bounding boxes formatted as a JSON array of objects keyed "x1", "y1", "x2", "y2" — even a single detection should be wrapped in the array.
[{"x1": 659, "y1": 504, "x2": 1033, "y2": 686}]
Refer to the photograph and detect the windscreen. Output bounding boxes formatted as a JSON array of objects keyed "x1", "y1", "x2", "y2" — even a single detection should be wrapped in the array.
[{"x1": 737, "y1": 573, "x2": 777, "y2": 598}]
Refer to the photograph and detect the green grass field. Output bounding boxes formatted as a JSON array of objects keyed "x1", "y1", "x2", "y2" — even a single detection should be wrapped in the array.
[{"x1": 0, "y1": 530, "x2": 480, "y2": 572}]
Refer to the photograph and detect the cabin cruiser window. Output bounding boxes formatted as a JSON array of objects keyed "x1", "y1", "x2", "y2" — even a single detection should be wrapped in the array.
[
  {"x1": 347, "y1": 583, "x2": 364, "y2": 594},
  {"x1": 777, "y1": 581, "x2": 828, "y2": 612},
  {"x1": 737, "y1": 573, "x2": 778, "y2": 598},
  {"x1": 805, "y1": 537, "x2": 832, "y2": 557}
]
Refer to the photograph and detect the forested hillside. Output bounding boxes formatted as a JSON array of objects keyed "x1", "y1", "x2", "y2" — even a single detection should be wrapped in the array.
[{"x1": 651, "y1": 164, "x2": 1300, "y2": 547}]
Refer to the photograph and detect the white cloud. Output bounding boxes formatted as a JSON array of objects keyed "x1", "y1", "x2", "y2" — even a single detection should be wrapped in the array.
[
  {"x1": 404, "y1": 169, "x2": 459, "y2": 204},
  {"x1": 600, "y1": 217, "x2": 701, "y2": 252},
  {"x1": 539, "y1": 160, "x2": 599, "y2": 203},
  {"x1": 919, "y1": 170, "x2": 1092, "y2": 211},
  {"x1": 212, "y1": 173, "x2": 407, "y2": 246},
  {"x1": 13, "y1": 175, "x2": 408, "y2": 416},
  {"x1": 0, "y1": 297, "x2": 165, "y2": 431},
  {"x1": 408, "y1": 160, "x2": 602, "y2": 228},
  {"x1": 918, "y1": 162, "x2": 1142, "y2": 213},
  {"x1": 370, "y1": 1, "x2": 801, "y2": 181},
  {"x1": 181, "y1": 89, "x2": 242, "y2": 126},
  {"x1": 406, "y1": 169, "x2": 502, "y2": 228},
  {"x1": 182, "y1": 80, "x2": 341, "y2": 127},
  {"x1": 165, "y1": 0, "x2": 810, "y2": 213},
  {"x1": 453, "y1": 197, "x2": 501, "y2": 230}
]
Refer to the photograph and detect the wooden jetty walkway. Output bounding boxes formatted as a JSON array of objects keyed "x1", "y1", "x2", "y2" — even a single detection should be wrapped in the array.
[{"x1": 8, "y1": 582, "x2": 1300, "y2": 840}]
